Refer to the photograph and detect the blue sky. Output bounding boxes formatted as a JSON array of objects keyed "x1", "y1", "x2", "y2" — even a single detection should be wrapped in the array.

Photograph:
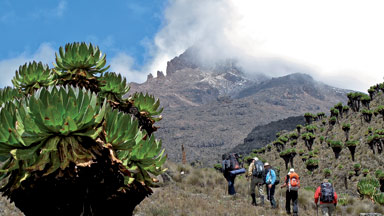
[
  {"x1": 0, "y1": 0, "x2": 166, "y2": 68},
  {"x1": 1, "y1": 0, "x2": 384, "y2": 92}
]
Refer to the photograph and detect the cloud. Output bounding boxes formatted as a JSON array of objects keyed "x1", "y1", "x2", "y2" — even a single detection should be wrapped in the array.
[
  {"x1": 30, "y1": 0, "x2": 67, "y2": 19},
  {"x1": 109, "y1": 52, "x2": 147, "y2": 84},
  {"x1": 142, "y1": 0, "x2": 384, "y2": 92},
  {"x1": 0, "y1": 43, "x2": 56, "y2": 88},
  {"x1": 54, "y1": 0, "x2": 67, "y2": 17}
]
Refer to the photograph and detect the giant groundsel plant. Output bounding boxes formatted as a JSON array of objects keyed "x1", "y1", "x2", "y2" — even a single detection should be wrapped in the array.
[{"x1": 0, "y1": 42, "x2": 166, "y2": 216}]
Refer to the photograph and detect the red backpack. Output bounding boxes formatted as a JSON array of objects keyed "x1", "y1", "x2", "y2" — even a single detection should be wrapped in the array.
[
  {"x1": 288, "y1": 172, "x2": 300, "y2": 191},
  {"x1": 228, "y1": 154, "x2": 240, "y2": 171}
]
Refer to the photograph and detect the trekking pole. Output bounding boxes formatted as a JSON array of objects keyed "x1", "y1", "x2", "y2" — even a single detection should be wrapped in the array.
[
  {"x1": 280, "y1": 188, "x2": 283, "y2": 210},
  {"x1": 316, "y1": 204, "x2": 318, "y2": 216}
]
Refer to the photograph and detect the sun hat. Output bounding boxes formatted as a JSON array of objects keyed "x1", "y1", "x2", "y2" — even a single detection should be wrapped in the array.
[
  {"x1": 264, "y1": 162, "x2": 270, "y2": 167},
  {"x1": 253, "y1": 157, "x2": 259, "y2": 161},
  {"x1": 289, "y1": 168, "x2": 295, "y2": 173}
]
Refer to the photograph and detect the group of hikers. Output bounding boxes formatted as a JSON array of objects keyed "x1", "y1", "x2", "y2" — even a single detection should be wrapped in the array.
[{"x1": 221, "y1": 154, "x2": 338, "y2": 216}]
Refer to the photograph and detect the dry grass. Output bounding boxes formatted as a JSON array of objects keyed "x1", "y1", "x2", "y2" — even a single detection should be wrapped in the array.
[
  {"x1": 0, "y1": 196, "x2": 23, "y2": 216},
  {"x1": 134, "y1": 162, "x2": 384, "y2": 216}
]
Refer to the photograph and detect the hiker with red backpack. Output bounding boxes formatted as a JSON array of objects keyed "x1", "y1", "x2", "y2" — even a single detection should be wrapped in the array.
[
  {"x1": 247, "y1": 157, "x2": 265, "y2": 206},
  {"x1": 221, "y1": 153, "x2": 241, "y2": 195},
  {"x1": 314, "y1": 179, "x2": 338, "y2": 216},
  {"x1": 281, "y1": 168, "x2": 300, "y2": 216}
]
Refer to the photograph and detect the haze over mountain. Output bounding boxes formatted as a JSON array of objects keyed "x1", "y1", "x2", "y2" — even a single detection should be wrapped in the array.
[{"x1": 129, "y1": 49, "x2": 351, "y2": 165}]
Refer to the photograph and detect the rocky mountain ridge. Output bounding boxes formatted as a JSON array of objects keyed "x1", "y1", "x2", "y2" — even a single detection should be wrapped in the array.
[{"x1": 128, "y1": 50, "x2": 351, "y2": 165}]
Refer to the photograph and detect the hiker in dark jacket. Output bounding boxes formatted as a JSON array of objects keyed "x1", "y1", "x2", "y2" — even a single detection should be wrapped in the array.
[
  {"x1": 314, "y1": 179, "x2": 338, "y2": 216},
  {"x1": 247, "y1": 157, "x2": 265, "y2": 206},
  {"x1": 264, "y1": 162, "x2": 277, "y2": 208},
  {"x1": 221, "y1": 154, "x2": 236, "y2": 195},
  {"x1": 281, "y1": 168, "x2": 300, "y2": 216}
]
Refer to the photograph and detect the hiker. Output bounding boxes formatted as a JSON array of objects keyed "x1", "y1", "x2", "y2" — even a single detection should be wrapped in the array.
[
  {"x1": 264, "y1": 162, "x2": 277, "y2": 208},
  {"x1": 314, "y1": 179, "x2": 338, "y2": 216},
  {"x1": 247, "y1": 157, "x2": 265, "y2": 206},
  {"x1": 221, "y1": 153, "x2": 238, "y2": 195},
  {"x1": 281, "y1": 168, "x2": 300, "y2": 216}
]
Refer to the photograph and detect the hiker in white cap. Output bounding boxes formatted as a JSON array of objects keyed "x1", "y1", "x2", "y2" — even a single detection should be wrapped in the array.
[
  {"x1": 264, "y1": 162, "x2": 277, "y2": 208},
  {"x1": 281, "y1": 168, "x2": 300, "y2": 216},
  {"x1": 247, "y1": 157, "x2": 265, "y2": 206}
]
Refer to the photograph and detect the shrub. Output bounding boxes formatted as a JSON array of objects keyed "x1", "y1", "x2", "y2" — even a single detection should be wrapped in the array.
[
  {"x1": 305, "y1": 158, "x2": 319, "y2": 171},
  {"x1": 329, "y1": 116, "x2": 337, "y2": 125},
  {"x1": 357, "y1": 177, "x2": 380, "y2": 200},
  {"x1": 354, "y1": 163, "x2": 362, "y2": 171},
  {"x1": 0, "y1": 42, "x2": 166, "y2": 215},
  {"x1": 298, "y1": 149, "x2": 305, "y2": 155},
  {"x1": 289, "y1": 132, "x2": 299, "y2": 140},
  {"x1": 323, "y1": 168, "x2": 332, "y2": 177},
  {"x1": 376, "y1": 170, "x2": 383, "y2": 178}
]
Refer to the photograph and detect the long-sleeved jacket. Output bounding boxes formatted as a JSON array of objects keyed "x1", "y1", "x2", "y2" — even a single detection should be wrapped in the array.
[
  {"x1": 314, "y1": 186, "x2": 338, "y2": 204},
  {"x1": 247, "y1": 161, "x2": 255, "y2": 177},
  {"x1": 247, "y1": 160, "x2": 264, "y2": 184},
  {"x1": 265, "y1": 168, "x2": 276, "y2": 185}
]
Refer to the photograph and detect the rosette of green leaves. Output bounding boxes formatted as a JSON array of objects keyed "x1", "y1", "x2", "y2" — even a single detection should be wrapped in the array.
[
  {"x1": 354, "y1": 163, "x2": 362, "y2": 171},
  {"x1": 329, "y1": 116, "x2": 337, "y2": 125},
  {"x1": 0, "y1": 86, "x2": 106, "y2": 190},
  {"x1": 330, "y1": 140, "x2": 343, "y2": 148},
  {"x1": 305, "y1": 125, "x2": 317, "y2": 133},
  {"x1": 323, "y1": 168, "x2": 332, "y2": 177},
  {"x1": 301, "y1": 132, "x2": 315, "y2": 141},
  {"x1": 357, "y1": 177, "x2": 380, "y2": 199},
  {"x1": 342, "y1": 123, "x2": 351, "y2": 131},
  {"x1": 374, "y1": 193, "x2": 384, "y2": 205},
  {"x1": 54, "y1": 42, "x2": 110, "y2": 79},
  {"x1": 279, "y1": 148, "x2": 296, "y2": 157},
  {"x1": 278, "y1": 135, "x2": 289, "y2": 143},
  {"x1": 305, "y1": 158, "x2": 318, "y2": 167},
  {"x1": 0, "y1": 87, "x2": 22, "y2": 106},
  {"x1": 12, "y1": 61, "x2": 55, "y2": 94},
  {"x1": 104, "y1": 108, "x2": 166, "y2": 186},
  {"x1": 99, "y1": 72, "x2": 130, "y2": 101},
  {"x1": 375, "y1": 170, "x2": 383, "y2": 179},
  {"x1": 362, "y1": 169, "x2": 369, "y2": 175},
  {"x1": 289, "y1": 132, "x2": 298, "y2": 140},
  {"x1": 131, "y1": 92, "x2": 163, "y2": 121}
]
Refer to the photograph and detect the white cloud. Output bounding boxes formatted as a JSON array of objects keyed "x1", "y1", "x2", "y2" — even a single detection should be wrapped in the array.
[
  {"x1": 55, "y1": 0, "x2": 67, "y2": 17},
  {"x1": 109, "y1": 52, "x2": 147, "y2": 83},
  {"x1": 0, "y1": 43, "x2": 56, "y2": 88},
  {"x1": 143, "y1": 0, "x2": 384, "y2": 92}
]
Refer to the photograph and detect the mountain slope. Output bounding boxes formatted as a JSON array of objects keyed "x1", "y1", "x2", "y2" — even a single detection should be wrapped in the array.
[
  {"x1": 128, "y1": 50, "x2": 351, "y2": 165},
  {"x1": 231, "y1": 116, "x2": 305, "y2": 154},
  {"x1": 237, "y1": 85, "x2": 384, "y2": 198}
]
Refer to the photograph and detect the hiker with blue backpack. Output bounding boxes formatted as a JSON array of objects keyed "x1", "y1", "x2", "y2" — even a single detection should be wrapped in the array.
[
  {"x1": 264, "y1": 162, "x2": 277, "y2": 209},
  {"x1": 221, "y1": 153, "x2": 244, "y2": 195},
  {"x1": 314, "y1": 179, "x2": 338, "y2": 216},
  {"x1": 281, "y1": 168, "x2": 300, "y2": 216},
  {"x1": 247, "y1": 157, "x2": 265, "y2": 206}
]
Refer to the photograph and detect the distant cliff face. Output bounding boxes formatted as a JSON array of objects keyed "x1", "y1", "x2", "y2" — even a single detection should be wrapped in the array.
[{"x1": 128, "y1": 50, "x2": 351, "y2": 165}]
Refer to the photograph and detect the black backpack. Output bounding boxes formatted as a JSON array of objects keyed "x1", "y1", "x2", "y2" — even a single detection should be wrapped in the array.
[
  {"x1": 273, "y1": 167, "x2": 280, "y2": 185},
  {"x1": 320, "y1": 182, "x2": 334, "y2": 203},
  {"x1": 228, "y1": 153, "x2": 240, "y2": 171},
  {"x1": 252, "y1": 160, "x2": 265, "y2": 178}
]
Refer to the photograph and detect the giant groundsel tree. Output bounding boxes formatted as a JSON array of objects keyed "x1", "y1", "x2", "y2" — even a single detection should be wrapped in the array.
[{"x1": 0, "y1": 42, "x2": 166, "y2": 216}]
